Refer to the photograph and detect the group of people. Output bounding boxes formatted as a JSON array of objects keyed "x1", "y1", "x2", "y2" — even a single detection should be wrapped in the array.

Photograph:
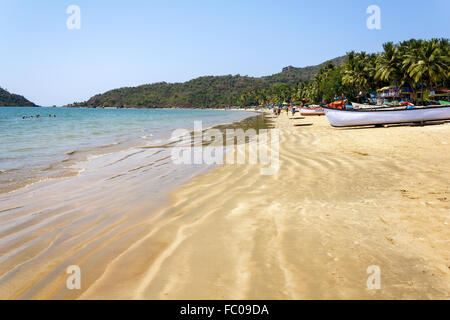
[
  {"x1": 272, "y1": 107, "x2": 282, "y2": 116},
  {"x1": 22, "y1": 114, "x2": 56, "y2": 119},
  {"x1": 272, "y1": 107, "x2": 298, "y2": 117}
]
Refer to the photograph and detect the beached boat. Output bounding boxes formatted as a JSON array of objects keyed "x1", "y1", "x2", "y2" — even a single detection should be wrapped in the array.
[
  {"x1": 352, "y1": 102, "x2": 383, "y2": 109},
  {"x1": 300, "y1": 105, "x2": 325, "y2": 116},
  {"x1": 323, "y1": 105, "x2": 450, "y2": 127},
  {"x1": 301, "y1": 111, "x2": 325, "y2": 116},
  {"x1": 300, "y1": 106, "x2": 325, "y2": 116},
  {"x1": 352, "y1": 102, "x2": 414, "y2": 109}
]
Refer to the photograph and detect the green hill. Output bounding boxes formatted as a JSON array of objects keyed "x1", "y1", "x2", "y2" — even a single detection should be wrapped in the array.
[
  {"x1": 67, "y1": 55, "x2": 347, "y2": 109},
  {"x1": 0, "y1": 87, "x2": 38, "y2": 107},
  {"x1": 263, "y1": 55, "x2": 348, "y2": 84}
]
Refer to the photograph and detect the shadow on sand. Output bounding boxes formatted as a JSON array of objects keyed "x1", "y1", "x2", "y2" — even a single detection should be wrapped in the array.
[{"x1": 294, "y1": 123, "x2": 313, "y2": 127}]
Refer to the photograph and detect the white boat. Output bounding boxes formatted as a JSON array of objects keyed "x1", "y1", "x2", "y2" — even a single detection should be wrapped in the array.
[
  {"x1": 352, "y1": 102, "x2": 384, "y2": 109},
  {"x1": 323, "y1": 105, "x2": 450, "y2": 127},
  {"x1": 352, "y1": 102, "x2": 414, "y2": 110},
  {"x1": 299, "y1": 108, "x2": 325, "y2": 116}
]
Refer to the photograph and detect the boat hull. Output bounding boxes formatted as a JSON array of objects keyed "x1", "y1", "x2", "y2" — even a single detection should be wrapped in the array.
[{"x1": 324, "y1": 106, "x2": 450, "y2": 127}]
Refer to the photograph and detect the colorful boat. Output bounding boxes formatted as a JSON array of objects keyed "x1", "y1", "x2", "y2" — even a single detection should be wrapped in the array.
[
  {"x1": 301, "y1": 111, "x2": 325, "y2": 116},
  {"x1": 323, "y1": 105, "x2": 450, "y2": 127},
  {"x1": 300, "y1": 106, "x2": 324, "y2": 116}
]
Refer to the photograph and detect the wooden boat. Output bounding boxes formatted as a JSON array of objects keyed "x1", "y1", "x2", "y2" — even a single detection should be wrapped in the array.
[
  {"x1": 323, "y1": 105, "x2": 450, "y2": 127},
  {"x1": 300, "y1": 106, "x2": 324, "y2": 116}
]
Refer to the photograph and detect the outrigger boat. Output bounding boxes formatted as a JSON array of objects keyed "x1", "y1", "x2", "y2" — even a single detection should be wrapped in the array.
[{"x1": 323, "y1": 104, "x2": 450, "y2": 127}]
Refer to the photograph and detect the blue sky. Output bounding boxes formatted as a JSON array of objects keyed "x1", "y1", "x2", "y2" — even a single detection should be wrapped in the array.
[{"x1": 0, "y1": 0, "x2": 449, "y2": 106}]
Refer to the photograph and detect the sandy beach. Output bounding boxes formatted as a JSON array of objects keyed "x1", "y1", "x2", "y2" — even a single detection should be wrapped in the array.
[{"x1": 1, "y1": 112, "x2": 449, "y2": 299}]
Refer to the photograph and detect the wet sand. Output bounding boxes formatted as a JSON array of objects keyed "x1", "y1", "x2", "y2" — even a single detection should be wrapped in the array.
[{"x1": 1, "y1": 113, "x2": 449, "y2": 299}]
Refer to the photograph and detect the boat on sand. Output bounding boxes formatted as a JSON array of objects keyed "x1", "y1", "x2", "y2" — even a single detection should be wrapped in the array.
[
  {"x1": 323, "y1": 105, "x2": 450, "y2": 127},
  {"x1": 301, "y1": 111, "x2": 325, "y2": 116},
  {"x1": 352, "y1": 102, "x2": 414, "y2": 109},
  {"x1": 300, "y1": 106, "x2": 325, "y2": 116}
]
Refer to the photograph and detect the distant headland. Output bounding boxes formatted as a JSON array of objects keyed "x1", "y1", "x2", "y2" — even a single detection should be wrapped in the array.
[{"x1": 0, "y1": 87, "x2": 38, "y2": 107}]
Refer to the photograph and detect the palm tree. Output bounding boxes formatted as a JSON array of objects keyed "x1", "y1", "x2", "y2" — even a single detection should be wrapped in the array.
[
  {"x1": 343, "y1": 51, "x2": 376, "y2": 98},
  {"x1": 375, "y1": 42, "x2": 402, "y2": 87},
  {"x1": 402, "y1": 39, "x2": 449, "y2": 104}
]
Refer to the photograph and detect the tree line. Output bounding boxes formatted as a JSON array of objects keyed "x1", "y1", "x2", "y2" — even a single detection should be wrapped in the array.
[
  {"x1": 238, "y1": 39, "x2": 449, "y2": 107},
  {"x1": 66, "y1": 58, "x2": 347, "y2": 109}
]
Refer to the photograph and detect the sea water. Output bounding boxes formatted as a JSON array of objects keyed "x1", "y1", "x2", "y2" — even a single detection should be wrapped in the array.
[{"x1": 0, "y1": 107, "x2": 254, "y2": 193}]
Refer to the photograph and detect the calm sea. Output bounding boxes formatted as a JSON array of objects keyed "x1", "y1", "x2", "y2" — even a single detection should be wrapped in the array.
[{"x1": 0, "y1": 107, "x2": 254, "y2": 193}]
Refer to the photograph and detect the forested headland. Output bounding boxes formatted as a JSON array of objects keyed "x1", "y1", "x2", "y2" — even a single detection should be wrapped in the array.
[{"x1": 0, "y1": 88, "x2": 38, "y2": 107}]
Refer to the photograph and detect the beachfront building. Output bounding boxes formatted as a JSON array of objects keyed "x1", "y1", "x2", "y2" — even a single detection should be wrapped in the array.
[
  {"x1": 376, "y1": 86, "x2": 450, "y2": 105},
  {"x1": 376, "y1": 86, "x2": 414, "y2": 105},
  {"x1": 428, "y1": 88, "x2": 450, "y2": 103}
]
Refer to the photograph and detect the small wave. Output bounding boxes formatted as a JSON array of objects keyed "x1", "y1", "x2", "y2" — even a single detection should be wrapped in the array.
[
  {"x1": 16, "y1": 147, "x2": 36, "y2": 152},
  {"x1": 0, "y1": 168, "x2": 19, "y2": 174}
]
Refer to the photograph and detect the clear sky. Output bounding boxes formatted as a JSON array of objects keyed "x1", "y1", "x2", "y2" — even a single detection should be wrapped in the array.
[{"x1": 0, "y1": 0, "x2": 449, "y2": 106}]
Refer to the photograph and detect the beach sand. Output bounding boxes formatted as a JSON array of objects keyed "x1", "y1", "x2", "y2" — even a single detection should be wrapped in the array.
[{"x1": 1, "y1": 113, "x2": 449, "y2": 299}]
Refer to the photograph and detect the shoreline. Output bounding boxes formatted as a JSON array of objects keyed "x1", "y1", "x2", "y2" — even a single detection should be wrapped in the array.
[
  {"x1": 1, "y1": 112, "x2": 449, "y2": 299},
  {"x1": 0, "y1": 112, "x2": 271, "y2": 299},
  {"x1": 0, "y1": 108, "x2": 258, "y2": 195}
]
